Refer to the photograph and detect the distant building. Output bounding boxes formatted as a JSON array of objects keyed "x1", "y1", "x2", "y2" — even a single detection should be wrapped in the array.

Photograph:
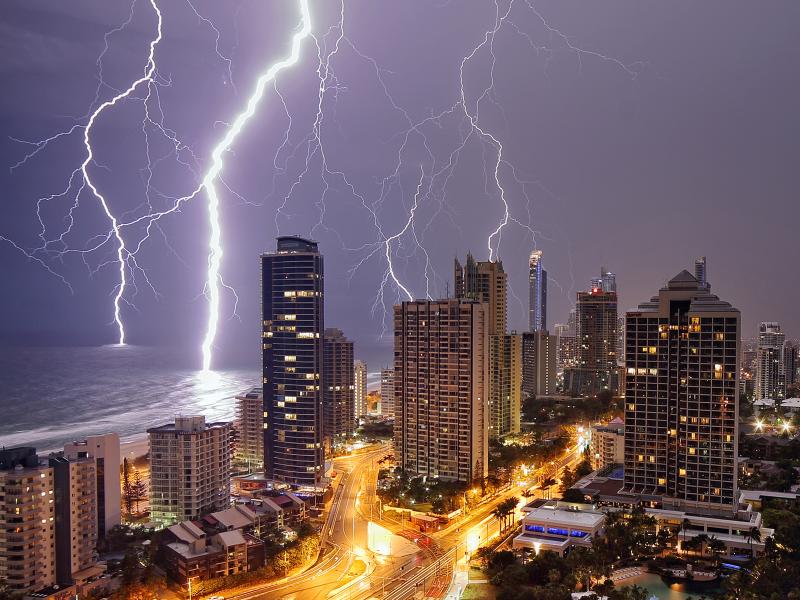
[
  {"x1": 756, "y1": 322, "x2": 787, "y2": 400},
  {"x1": 0, "y1": 447, "x2": 56, "y2": 594},
  {"x1": 148, "y1": 416, "x2": 231, "y2": 528},
  {"x1": 622, "y1": 269, "x2": 739, "y2": 515},
  {"x1": 380, "y1": 369, "x2": 395, "y2": 417},
  {"x1": 234, "y1": 387, "x2": 264, "y2": 473},
  {"x1": 454, "y1": 253, "x2": 506, "y2": 335},
  {"x1": 455, "y1": 253, "x2": 513, "y2": 440},
  {"x1": 64, "y1": 433, "x2": 121, "y2": 539},
  {"x1": 565, "y1": 288, "x2": 618, "y2": 396},
  {"x1": 553, "y1": 323, "x2": 576, "y2": 372},
  {"x1": 590, "y1": 266, "x2": 616, "y2": 293},
  {"x1": 323, "y1": 328, "x2": 355, "y2": 446},
  {"x1": 261, "y1": 236, "x2": 325, "y2": 487},
  {"x1": 394, "y1": 298, "x2": 489, "y2": 482},
  {"x1": 522, "y1": 331, "x2": 557, "y2": 397},
  {"x1": 48, "y1": 453, "x2": 97, "y2": 585},
  {"x1": 590, "y1": 418, "x2": 624, "y2": 471},
  {"x1": 528, "y1": 250, "x2": 547, "y2": 332},
  {"x1": 354, "y1": 360, "x2": 368, "y2": 419},
  {"x1": 490, "y1": 333, "x2": 522, "y2": 437},
  {"x1": 694, "y1": 256, "x2": 707, "y2": 288}
]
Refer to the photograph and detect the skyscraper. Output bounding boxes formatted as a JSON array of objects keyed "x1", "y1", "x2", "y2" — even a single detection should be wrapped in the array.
[
  {"x1": 394, "y1": 299, "x2": 489, "y2": 482},
  {"x1": 694, "y1": 256, "x2": 707, "y2": 288},
  {"x1": 323, "y1": 328, "x2": 355, "y2": 446},
  {"x1": 262, "y1": 236, "x2": 324, "y2": 487},
  {"x1": 522, "y1": 330, "x2": 557, "y2": 397},
  {"x1": 454, "y1": 253, "x2": 515, "y2": 440},
  {"x1": 354, "y1": 360, "x2": 368, "y2": 419},
  {"x1": 380, "y1": 368, "x2": 395, "y2": 418},
  {"x1": 454, "y1": 253, "x2": 507, "y2": 335},
  {"x1": 622, "y1": 270, "x2": 739, "y2": 515},
  {"x1": 490, "y1": 333, "x2": 523, "y2": 437},
  {"x1": 565, "y1": 288, "x2": 618, "y2": 395},
  {"x1": 148, "y1": 416, "x2": 231, "y2": 528},
  {"x1": 528, "y1": 250, "x2": 547, "y2": 332},
  {"x1": 756, "y1": 322, "x2": 786, "y2": 400},
  {"x1": 590, "y1": 266, "x2": 616, "y2": 293}
]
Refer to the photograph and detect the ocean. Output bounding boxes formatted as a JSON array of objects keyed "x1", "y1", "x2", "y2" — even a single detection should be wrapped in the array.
[{"x1": 0, "y1": 344, "x2": 387, "y2": 453}]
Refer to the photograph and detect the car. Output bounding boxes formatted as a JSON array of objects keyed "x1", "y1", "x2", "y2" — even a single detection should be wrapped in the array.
[{"x1": 208, "y1": 596, "x2": 225, "y2": 600}]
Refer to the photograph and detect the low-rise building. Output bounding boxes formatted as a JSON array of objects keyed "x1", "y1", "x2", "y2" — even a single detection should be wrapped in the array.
[
  {"x1": 161, "y1": 521, "x2": 263, "y2": 585},
  {"x1": 752, "y1": 397, "x2": 800, "y2": 414},
  {"x1": 513, "y1": 501, "x2": 606, "y2": 556},
  {"x1": 590, "y1": 418, "x2": 624, "y2": 471}
]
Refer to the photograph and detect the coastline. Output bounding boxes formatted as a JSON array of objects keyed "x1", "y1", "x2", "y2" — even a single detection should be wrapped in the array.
[{"x1": 120, "y1": 436, "x2": 149, "y2": 465}]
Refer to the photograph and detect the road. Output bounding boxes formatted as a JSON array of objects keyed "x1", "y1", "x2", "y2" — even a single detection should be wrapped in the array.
[
  {"x1": 225, "y1": 446, "x2": 395, "y2": 600},
  {"x1": 221, "y1": 440, "x2": 585, "y2": 600}
]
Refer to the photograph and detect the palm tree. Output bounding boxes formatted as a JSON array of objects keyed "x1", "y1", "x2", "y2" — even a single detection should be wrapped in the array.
[
  {"x1": 694, "y1": 533, "x2": 710, "y2": 559},
  {"x1": 745, "y1": 526, "x2": 762, "y2": 559},
  {"x1": 679, "y1": 518, "x2": 691, "y2": 556},
  {"x1": 708, "y1": 536, "x2": 726, "y2": 564},
  {"x1": 541, "y1": 477, "x2": 557, "y2": 499}
]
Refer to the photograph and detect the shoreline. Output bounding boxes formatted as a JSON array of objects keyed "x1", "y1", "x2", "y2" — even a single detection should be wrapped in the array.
[{"x1": 120, "y1": 436, "x2": 149, "y2": 465}]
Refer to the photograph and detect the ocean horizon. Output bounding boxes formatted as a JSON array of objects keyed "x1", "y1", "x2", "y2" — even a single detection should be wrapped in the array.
[{"x1": 0, "y1": 344, "x2": 387, "y2": 453}]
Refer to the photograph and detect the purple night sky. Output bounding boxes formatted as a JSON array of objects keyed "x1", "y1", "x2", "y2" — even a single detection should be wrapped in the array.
[{"x1": 1, "y1": 0, "x2": 798, "y2": 369}]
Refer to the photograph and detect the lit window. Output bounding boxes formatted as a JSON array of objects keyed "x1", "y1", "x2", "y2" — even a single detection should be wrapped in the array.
[
  {"x1": 679, "y1": 468, "x2": 686, "y2": 476},
  {"x1": 285, "y1": 356, "x2": 296, "y2": 362},
  {"x1": 689, "y1": 447, "x2": 696, "y2": 455},
  {"x1": 658, "y1": 478, "x2": 666, "y2": 485},
  {"x1": 286, "y1": 414, "x2": 297, "y2": 420}
]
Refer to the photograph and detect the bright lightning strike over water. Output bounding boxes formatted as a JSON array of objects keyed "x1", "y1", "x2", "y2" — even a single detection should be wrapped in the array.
[{"x1": 199, "y1": 0, "x2": 313, "y2": 371}]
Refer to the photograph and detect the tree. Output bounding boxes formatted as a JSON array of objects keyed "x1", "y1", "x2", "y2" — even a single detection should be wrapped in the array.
[
  {"x1": 560, "y1": 466, "x2": 574, "y2": 492},
  {"x1": 122, "y1": 458, "x2": 133, "y2": 517},
  {"x1": 745, "y1": 526, "x2": 762, "y2": 559},
  {"x1": 708, "y1": 536, "x2": 726, "y2": 564},
  {"x1": 679, "y1": 518, "x2": 691, "y2": 556},
  {"x1": 131, "y1": 470, "x2": 146, "y2": 514}
]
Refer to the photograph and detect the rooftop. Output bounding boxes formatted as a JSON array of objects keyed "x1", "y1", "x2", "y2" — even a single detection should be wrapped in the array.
[{"x1": 522, "y1": 502, "x2": 606, "y2": 528}]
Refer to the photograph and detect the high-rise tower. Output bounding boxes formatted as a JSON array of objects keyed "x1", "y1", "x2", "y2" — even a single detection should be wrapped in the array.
[
  {"x1": 756, "y1": 322, "x2": 786, "y2": 400},
  {"x1": 262, "y1": 236, "x2": 324, "y2": 487},
  {"x1": 354, "y1": 360, "x2": 368, "y2": 419},
  {"x1": 394, "y1": 299, "x2": 489, "y2": 482},
  {"x1": 323, "y1": 328, "x2": 355, "y2": 446},
  {"x1": 622, "y1": 270, "x2": 739, "y2": 515},
  {"x1": 528, "y1": 250, "x2": 547, "y2": 332}
]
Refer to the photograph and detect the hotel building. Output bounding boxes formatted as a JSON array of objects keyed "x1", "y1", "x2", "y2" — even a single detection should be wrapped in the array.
[{"x1": 622, "y1": 270, "x2": 739, "y2": 515}]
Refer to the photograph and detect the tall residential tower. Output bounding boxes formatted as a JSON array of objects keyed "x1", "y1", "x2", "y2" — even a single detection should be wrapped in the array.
[
  {"x1": 323, "y1": 328, "x2": 355, "y2": 446},
  {"x1": 261, "y1": 236, "x2": 325, "y2": 486},
  {"x1": 394, "y1": 299, "x2": 489, "y2": 482}
]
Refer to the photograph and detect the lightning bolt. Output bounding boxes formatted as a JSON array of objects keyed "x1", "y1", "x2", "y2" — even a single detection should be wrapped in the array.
[
  {"x1": 199, "y1": 0, "x2": 313, "y2": 371},
  {"x1": 3, "y1": 0, "x2": 164, "y2": 345}
]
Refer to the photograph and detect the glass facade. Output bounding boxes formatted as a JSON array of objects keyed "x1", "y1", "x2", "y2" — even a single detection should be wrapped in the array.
[{"x1": 262, "y1": 237, "x2": 324, "y2": 486}]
